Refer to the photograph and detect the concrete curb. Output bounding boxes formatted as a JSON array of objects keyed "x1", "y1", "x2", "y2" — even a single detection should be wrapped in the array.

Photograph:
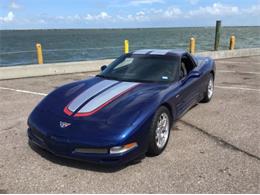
[
  {"x1": 0, "y1": 48, "x2": 259, "y2": 80},
  {"x1": 0, "y1": 59, "x2": 113, "y2": 80},
  {"x1": 196, "y1": 48, "x2": 260, "y2": 59}
]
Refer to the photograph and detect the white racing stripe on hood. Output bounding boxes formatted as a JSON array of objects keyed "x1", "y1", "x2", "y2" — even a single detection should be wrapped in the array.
[
  {"x1": 68, "y1": 80, "x2": 118, "y2": 112},
  {"x1": 77, "y1": 82, "x2": 139, "y2": 114},
  {"x1": 133, "y1": 49, "x2": 152, "y2": 55},
  {"x1": 150, "y1": 49, "x2": 171, "y2": 55}
]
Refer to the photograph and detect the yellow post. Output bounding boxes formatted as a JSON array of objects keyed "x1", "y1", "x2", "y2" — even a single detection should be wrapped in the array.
[
  {"x1": 189, "y1": 37, "x2": 196, "y2": 54},
  {"x1": 124, "y1": 39, "x2": 129, "y2": 54},
  {"x1": 36, "y1": 43, "x2": 43, "y2": 64},
  {"x1": 229, "y1": 35, "x2": 236, "y2": 50}
]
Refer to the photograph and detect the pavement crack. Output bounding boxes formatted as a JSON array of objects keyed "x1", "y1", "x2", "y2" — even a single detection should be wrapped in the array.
[
  {"x1": 0, "y1": 122, "x2": 21, "y2": 133},
  {"x1": 180, "y1": 120, "x2": 260, "y2": 161},
  {"x1": 1, "y1": 125, "x2": 15, "y2": 131}
]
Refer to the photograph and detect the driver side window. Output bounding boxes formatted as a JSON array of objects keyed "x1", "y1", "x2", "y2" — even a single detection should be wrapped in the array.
[
  {"x1": 180, "y1": 62, "x2": 187, "y2": 78},
  {"x1": 180, "y1": 54, "x2": 196, "y2": 79}
]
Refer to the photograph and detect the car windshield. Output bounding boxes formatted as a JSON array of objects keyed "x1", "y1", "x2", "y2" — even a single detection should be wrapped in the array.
[{"x1": 97, "y1": 54, "x2": 180, "y2": 83}]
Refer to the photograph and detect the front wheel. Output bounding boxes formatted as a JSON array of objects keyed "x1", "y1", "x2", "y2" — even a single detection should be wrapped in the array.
[
  {"x1": 147, "y1": 106, "x2": 172, "y2": 156},
  {"x1": 201, "y1": 73, "x2": 214, "y2": 103}
]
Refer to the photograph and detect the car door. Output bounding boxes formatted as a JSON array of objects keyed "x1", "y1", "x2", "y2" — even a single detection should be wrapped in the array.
[{"x1": 175, "y1": 54, "x2": 202, "y2": 118}]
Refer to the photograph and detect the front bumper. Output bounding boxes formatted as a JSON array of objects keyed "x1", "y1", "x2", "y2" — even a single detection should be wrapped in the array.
[{"x1": 27, "y1": 127, "x2": 143, "y2": 165}]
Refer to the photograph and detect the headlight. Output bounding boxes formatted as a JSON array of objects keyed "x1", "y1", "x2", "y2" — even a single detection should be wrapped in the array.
[{"x1": 110, "y1": 142, "x2": 138, "y2": 154}]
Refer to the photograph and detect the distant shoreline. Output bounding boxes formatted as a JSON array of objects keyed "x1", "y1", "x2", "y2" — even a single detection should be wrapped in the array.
[{"x1": 0, "y1": 25, "x2": 259, "y2": 31}]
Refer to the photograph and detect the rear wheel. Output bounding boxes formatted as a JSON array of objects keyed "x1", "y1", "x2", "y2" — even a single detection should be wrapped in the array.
[
  {"x1": 147, "y1": 106, "x2": 172, "y2": 156},
  {"x1": 201, "y1": 73, "x2": 214, "y2": 103}
]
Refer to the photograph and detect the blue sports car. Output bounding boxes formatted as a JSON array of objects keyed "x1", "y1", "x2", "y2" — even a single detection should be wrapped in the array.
[{"x1": 28, "y1": 49, "x2": 216, "y2": 165}]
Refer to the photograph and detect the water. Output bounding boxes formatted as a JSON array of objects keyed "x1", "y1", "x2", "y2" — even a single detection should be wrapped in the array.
[{"x1": 0, "y1": 26, "x2": 259, "y2": 67}]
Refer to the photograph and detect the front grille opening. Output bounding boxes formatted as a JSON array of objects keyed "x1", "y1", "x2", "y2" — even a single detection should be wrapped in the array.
[{"x1": 73, "y1": 148, "x2": 108, "y2": 154}]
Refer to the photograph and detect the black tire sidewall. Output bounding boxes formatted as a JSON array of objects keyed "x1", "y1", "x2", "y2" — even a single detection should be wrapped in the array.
[{"x1": 201, "y1": 73, "x2": 214, "y2": 103}]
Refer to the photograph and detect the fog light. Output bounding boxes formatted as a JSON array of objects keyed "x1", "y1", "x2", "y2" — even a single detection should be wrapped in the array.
[{"x1": 110, "y1": 142, "x2": 138, "y2": 154}]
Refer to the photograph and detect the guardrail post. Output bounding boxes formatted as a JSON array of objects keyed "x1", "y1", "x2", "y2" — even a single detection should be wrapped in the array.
[
  {"x1": 229, "y1": 35, "x2": 236, "y2": 50},
  {"x1": 214, "y1": 20, "x2": 221, "y2": 51},
  {"x1": 124, "y1": 40, "x2": 129, "y2": 54},
  {"x1": 36, "y1": 43, "x2": 43, "y2": 64},
  {"x1": 189, "y1": 37, "x2": 196, "y2": 54}
]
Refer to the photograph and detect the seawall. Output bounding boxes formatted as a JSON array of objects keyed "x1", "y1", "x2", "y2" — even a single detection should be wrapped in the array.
[{"x1": 0, "y1": 48, "x2": 259, "y2": 80}]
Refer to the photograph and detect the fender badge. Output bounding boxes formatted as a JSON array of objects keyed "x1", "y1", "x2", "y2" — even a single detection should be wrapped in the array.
[{"x1": 60, "y1": 121, "x2": 71, "y2": 128}]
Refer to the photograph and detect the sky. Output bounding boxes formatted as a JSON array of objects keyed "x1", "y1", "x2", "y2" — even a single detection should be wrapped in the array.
[{"x1": 0, "y1": 0, "x2": 260, "y2": 29}]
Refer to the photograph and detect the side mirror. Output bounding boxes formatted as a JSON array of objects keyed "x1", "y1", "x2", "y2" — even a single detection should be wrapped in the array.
[
  {"x1": 100, "y1": 65, "x2": 107, "y2": 71},
  {"x1": 189, "y1": 70, "x2": 201, "y2": 78},
  {"x1": 182, "y1": 70, "x2": 201, "y2": 84}
]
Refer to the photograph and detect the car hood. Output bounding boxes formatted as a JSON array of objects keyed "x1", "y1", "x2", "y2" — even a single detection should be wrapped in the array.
[{"x1": 29, "y1": 77, "x2": 169, "y2": 143}]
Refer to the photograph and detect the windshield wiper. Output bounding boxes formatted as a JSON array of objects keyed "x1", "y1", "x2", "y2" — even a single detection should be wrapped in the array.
[
  {"x1": 96, "y1": 74, "x2": 119, "y2": 81},
  {"x1": 96, "y1": 74, "x2": 106, "y2": 78},
  {"x1": 97, "y1": 75, "x2": 163, "y2": 83}
]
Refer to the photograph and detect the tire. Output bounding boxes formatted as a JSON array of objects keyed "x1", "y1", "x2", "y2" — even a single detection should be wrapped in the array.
[
  {"x1": 147, "y1": 106, "x2": 172, "y2": 156},
  {"x1": 201, "y1": 73, "x2": 214, "y2": 103}
]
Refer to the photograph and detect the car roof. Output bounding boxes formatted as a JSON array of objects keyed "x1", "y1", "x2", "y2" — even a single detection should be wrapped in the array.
[{"x1": 132, "y1": 49, "x2": 187, "y2": 57}]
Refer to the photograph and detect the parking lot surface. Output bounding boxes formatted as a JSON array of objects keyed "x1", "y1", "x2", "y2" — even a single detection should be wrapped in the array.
[{"x1": 0, "y1": 56, "x2": 259, "y2": 193}]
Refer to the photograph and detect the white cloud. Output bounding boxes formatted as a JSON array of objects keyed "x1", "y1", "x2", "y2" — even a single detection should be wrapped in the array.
[
  {"x1": 188, "y1": 3, "x2": 239, "y2": 17},
  {"x1": 163, "y1": 7, "x2": 182, "y2": 18},
  {"x1": 55, "y1": 14, "x2": 82, "y2": 22},
  {"x1": 130, "y1": 0, "x2": 164, "y2": 6},
  {"x1": 84, "y1": 14, "x2": 94, "y2": 21},
  {"x1": 96, "y1": 12, "x2": 111, "y2": 20},
  {"x1": 114, "y1": 7, "x2": 182, "y2": 22},
  {"x1": 55, "y1": 12, "x2": 112, "y2": 22},
  {"x1": 6, "y1": 2, "x2": 259, "y2": 28},
  {"x1": 84, "y1": 12, "x2": 111, "y2": 21},
  {"x1": 135, "y1": 11, "x2": 148, "y2": 21},
  {"x1": 9, "y1": 2, "x2": 20, "y2": 9},
  {"x1": 115, "y1": 11, "x2": 149, "y2": 22},
  {"x1": 0, "y1": 11, "x2": 15, "y2": 23}
]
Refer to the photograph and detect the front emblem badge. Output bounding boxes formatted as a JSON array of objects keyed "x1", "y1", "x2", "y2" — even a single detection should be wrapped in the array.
[{"x1": 60, "y1": 121, "x2": 71, "y2": 128}]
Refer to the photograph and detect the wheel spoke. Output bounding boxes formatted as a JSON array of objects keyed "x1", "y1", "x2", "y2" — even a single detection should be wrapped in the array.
[
  {"x1": 208, "y1": 77, "x2": 214, "y2": 98},
  {"x1": 156, "y1": 112, "x2": 170, "y2": 149}
]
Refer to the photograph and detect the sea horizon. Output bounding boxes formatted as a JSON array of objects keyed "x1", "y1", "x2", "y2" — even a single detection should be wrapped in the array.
[{"x1": 1, "y1": 25, "x2": 260, "y2": 31}]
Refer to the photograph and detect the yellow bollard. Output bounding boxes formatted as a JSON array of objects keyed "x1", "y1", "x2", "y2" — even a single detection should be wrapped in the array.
[
  {"x1": 124, "y1": 40, "x2": 129, "y2": 54},
  {"x1": 229, "y1": 35, "x2": 236, "y2": 50},
  {"x1": 189, "y1": 37, "x2": 196, "y2": 54},
  {"x1": 35, "y1": 43, "x2": 43, "y2": 64}
]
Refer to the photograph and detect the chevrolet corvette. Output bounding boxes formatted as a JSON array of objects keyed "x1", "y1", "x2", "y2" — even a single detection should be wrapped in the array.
[{"x1": 28, "y1": 49, "x2": 216, "y2": 165}]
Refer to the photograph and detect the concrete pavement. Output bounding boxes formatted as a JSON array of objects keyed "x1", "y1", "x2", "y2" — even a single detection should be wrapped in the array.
[{"x1": 0, "y1": 56, "x2": 259, "y2": 193}]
